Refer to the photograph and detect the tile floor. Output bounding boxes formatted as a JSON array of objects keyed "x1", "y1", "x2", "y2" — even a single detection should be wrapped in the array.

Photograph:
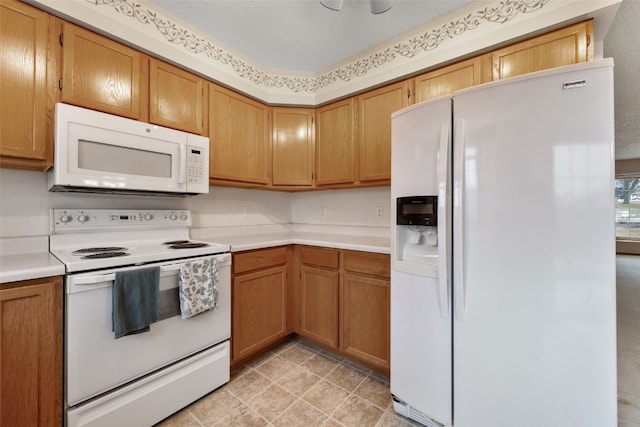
[{"x1": 155, "y1": 337, "x2": 420, "y2": 426}]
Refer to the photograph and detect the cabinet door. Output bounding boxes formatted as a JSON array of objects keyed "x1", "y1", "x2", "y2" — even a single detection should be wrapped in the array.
[
  {"x1": 272, "y1": 107, "x2": 314, "y2": 187},
  {"x1": 315, "y1": 98, "x2": 355, "y2": 186},
  {"x1": 357, "y1": 80, "x2": 412, "y2": 182},
  {"x1": 209, "y1": 84, "x2": 270, "y2": 185},
  {"x1": 340, "y1": 273, "x2": 390, "y2": 370},
  {"x1": 233, "y1": 266, "x2": 287, "y2": 362},
  {"x1": 0, "y1": 277, "x2": 62, "y2": 427},
  {"x1": 0, "y1": 0, "x2": 56, "y2": 171},
  {"x1": 299, "y1": 265, "x2": 339, "y2": 348},
  {"x1": 149, "y1": 58, "x2": 207, "y2": 134},
  {"x1": 492, "y1": 20, "x2": 593, "y2": 80},
  {"x1": 414, "y1": 57, "x2": 483, "y2": 103},
  {"x1": 61, "y1": 22, "x2": 148, "y2": 120}
]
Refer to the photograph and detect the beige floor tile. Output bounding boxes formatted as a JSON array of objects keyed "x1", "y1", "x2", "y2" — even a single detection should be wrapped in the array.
[
  {"x1": 377, "y1": 411, "x2": 418, "y2": 427},
  {"x1": 276, "y1": 365, "x2": 321, "y2": 395},
  {"x1": 213, "y1": 405, "x2": 268, "y2": 427},
  {"x1": 273, "y1": 399, "x2": 328, "y2": 427},
  {"x1": 322, "y1": 418, "x2": 345, "y2": 427},
  {"x1": 303, "y1": 352, "x2": 341, "y2": 377},
  {"x1": 354, "y1": 375, "x2": 392, "y2": 410},
  {"x1": 278, "y1": 342, "x2": 317, "y2": 364},
  {"x1": 226, "y1": 368, "x2": 272, "y2": 401},
  {"x1": 248, "y1": 384, "x2": 298, "y2": 422},
  {"x1": 247, "y1": 350, "x2": 276, "y2": 368},
  {"x1": 154, "y1": 409, "x2": 201, "y2": 427},
  {"x1": 191, "y1": 389, "x2": 244, "y2": 424},
  {"x1": 325, "y1": 363, "x2": 367, "y2": 392},
  {"x1": 254, "y1": 355, "x2": 299, "y2": 381},
  {"x1": 332, "y1": 394, "x2": 383, "y2": 426},
  {"x1": 303, "y1": 379, "x2": 350, "y2": 415}
]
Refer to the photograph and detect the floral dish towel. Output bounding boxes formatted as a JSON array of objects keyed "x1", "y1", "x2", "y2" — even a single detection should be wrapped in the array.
[{"x1": 179, "y1": 257, "x2": 219, "y2": 319}]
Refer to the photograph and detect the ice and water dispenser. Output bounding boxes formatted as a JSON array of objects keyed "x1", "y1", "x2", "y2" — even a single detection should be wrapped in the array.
[{"x1": 395, "y1": 196, "x2": 439, "y2": 273}]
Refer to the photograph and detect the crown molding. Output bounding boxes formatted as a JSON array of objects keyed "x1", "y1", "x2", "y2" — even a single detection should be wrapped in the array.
[{"x1": 27, "y1": 0, "x2": 621, "y2": 105}]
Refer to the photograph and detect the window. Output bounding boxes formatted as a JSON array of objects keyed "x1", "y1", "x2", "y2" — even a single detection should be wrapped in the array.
[{"x1": 616, "y1": 177, "x2": 640, "y2": 240}]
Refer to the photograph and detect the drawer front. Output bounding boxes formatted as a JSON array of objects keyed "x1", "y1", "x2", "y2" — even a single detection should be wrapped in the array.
[
  {"x1": 343, "y1": 251, "x2": 390, "y2": 279},
  {"x1": 299, "y1": 246, "x2": 339, "y2": 269},
  {"x1": 233, "y1": 247, "x2": 288, "y2": 274}
]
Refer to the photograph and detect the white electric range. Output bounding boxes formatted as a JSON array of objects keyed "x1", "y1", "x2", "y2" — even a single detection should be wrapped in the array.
[{"x1": 49, "y1": 209, "x2": 231, "y2": 427}]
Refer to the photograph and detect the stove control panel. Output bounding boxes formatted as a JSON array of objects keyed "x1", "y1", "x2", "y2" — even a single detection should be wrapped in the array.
[{"x1": 51, "y1": 209, "x2": 192, "y2": 231}]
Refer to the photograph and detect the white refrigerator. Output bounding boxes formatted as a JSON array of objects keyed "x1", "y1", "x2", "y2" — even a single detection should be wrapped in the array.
[{"x1": 390, "y1": 59, "x2": 617, "y2": 427}]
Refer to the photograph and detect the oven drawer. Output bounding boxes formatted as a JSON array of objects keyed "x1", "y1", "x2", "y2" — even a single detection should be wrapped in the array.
[{"x1": 67, "y1": 341, "x2": 229, "y2": 427}]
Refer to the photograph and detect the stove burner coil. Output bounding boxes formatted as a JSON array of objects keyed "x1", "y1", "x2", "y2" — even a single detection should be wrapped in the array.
[
  {"x1": 72, "y1": 247, "x2": 127, "y2": 255},
  {"x1": 163, "y1": 240, "x2": 190, "y2": 245},
  {"x1": 81, "y1": 251, "x2": 130, "y2": 259},
  {"x1": 168, "y1": 242, "x2": 209, "y2": 249}
]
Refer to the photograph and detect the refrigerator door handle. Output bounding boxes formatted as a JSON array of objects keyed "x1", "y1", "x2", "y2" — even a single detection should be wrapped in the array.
[
  {"x1": 437, "y1": 122, "x2": 450, "y2": 319},
  {"x1": 453, "y1": 118, "x2": 466, "y2": 321}
]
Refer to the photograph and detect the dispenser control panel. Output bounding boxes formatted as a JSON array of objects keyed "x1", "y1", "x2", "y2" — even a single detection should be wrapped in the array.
[{"x1": 396, "y1": 196, "x2": 437, "y2": 226}]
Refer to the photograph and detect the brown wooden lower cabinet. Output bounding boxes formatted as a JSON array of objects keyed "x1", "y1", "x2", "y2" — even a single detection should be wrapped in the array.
[
  {"x1": 0, "y1": 276, "x2": 63, "y2": 427},
  {"x1": 296, "y1": 246, "x2": 391, "y2": 371},
  {"x1": 300, "y1": 264, "x2": 339, "y2": 348},
  {"x1": 232, "y1": 247, "x2": 289, "y2": 363},
  {"x1": 340, "y1": 272, "x2": 390, "y2": 369},
  {"x1": 230, "y1": 245, "x2": 390, "y2": 371}
]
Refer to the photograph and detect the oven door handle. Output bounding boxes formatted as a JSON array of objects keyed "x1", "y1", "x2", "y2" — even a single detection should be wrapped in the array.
[
  {"x1": 73, "y1": 273, "x2": 116, "y2": 285},
  {"x1": 72, "y1": 268, "x2": 181, "y2": 286}
]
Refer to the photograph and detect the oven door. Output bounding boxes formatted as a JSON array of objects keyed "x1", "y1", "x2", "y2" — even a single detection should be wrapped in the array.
[{"x1": 65, "y1": 253, "x2": 231, "y2": 407}]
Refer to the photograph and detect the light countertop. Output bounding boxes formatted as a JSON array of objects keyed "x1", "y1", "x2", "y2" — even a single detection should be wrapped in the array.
[
  {"x1": 191, "y1": 224, "x2": 391, "y2": 254},
  {"x1": 0, "y1": 225, "x2": 391, "y2": 283},
  {"x1": 0, "y1": 236, "x2": 65, "y2": 284}
]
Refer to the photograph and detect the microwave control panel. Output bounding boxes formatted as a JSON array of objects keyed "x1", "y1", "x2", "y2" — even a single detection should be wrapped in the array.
[{"x1": 187, "y1": 148, "x2": 205, "y2": 185}]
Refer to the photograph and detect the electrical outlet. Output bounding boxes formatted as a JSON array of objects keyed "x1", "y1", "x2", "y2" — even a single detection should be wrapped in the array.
[
  {"x1": 321, "y1": 207, "x2": 327, "y2": 217},
  {"x1": 376, "y1": 206, "x2": 384, "y2": 219},
  {"x1": 244, "y1": 206, "x2": 252, "y2": 218}
]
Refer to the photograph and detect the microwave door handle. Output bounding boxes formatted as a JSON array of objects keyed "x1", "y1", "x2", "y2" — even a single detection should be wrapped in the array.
[{"x1": 178, "y1": 145, "x2": 186, "y2": 184}]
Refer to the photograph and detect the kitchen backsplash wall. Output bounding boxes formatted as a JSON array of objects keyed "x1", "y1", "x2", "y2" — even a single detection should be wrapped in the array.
[
  {"x1": 292, "y1": 186, "x2": 391, "y2": 227},
  {"x1": 188, "y1": 187, "x2": 292, "y2": 228},
  {"x1": 0, "y1": 169, "x2": 188, "y2": 238},
  {"x1": 0, "y1": 169, "x2": 391, "y2": 238}
]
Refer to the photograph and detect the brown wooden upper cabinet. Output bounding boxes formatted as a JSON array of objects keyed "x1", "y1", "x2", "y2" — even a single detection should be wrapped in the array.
[
  {"x1": 60, "y1": 22, "x2": 148, "y2": 121},
  {"x1": 492, "y1": 20, "x2": 593, "y2": 80},
  {"x1": 271, "y1": 107, "x2": 315, "y2": 187},
  {"x1": 413, "y1": 56, "x2": 486, "y2": 103},
  {"x1": 208, "y1": 84, "x2": 270, "y2": 185},
  {"x1": 149, "y1": 58, "x2": 207, "y2": 135},
  {"x1": 0, "y1": 0, "x2": 58, "y2": 171},
  {"x1": 356, "y1": 80, "x2": 412, "y2": 183},
  {"x1": 315, "y1": 98, "x2": 356, "y2": 186}
]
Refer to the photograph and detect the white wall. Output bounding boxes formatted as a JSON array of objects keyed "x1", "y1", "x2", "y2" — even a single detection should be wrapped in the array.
[
  {"x1": 0, "y1": 168, "x2": 391, "y2": 238},
  {"x1": 292, "y1": 186, "x2": 391, "y2": 227},
  {"x1": 0, "y1": 168, "x2": 186, "y2": 238}
]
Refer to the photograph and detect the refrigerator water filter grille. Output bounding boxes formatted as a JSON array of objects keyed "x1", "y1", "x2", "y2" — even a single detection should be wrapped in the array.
[{"x1": 392, "y1": 398, "x2": 444, "y2": 427}]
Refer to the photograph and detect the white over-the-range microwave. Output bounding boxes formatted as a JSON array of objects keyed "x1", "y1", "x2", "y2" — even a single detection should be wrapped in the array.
[{"x1": 49, "y1": 103, "x2": 209, "y2": 197}]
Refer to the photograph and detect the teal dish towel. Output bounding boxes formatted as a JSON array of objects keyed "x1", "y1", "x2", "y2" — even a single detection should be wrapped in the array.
[{"x1": 112, "y1": 267, "x2": 160, "y2": 339}]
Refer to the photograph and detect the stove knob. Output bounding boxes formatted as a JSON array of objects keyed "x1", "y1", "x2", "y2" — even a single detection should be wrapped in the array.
[
  {"x1": 169, "y1": 213, "x2": 178, "y2": 221},
  {"x1": 144, "y1": 214, "x2": 153, "y2": 221},
  {"x1": 59, "y1": 214, "x2": 72, "y2": 223},
  {"x1": 180, "y1": 213, "x2": 188, "y2": 221},
  {"x1": 77, "y1": 215, "x2": 89, "y2": 223}
]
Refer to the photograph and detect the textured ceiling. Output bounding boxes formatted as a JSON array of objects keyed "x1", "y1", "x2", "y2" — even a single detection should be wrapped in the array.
[{"x1": 148, "y1": 0, "x2": 474, "y2": 72}]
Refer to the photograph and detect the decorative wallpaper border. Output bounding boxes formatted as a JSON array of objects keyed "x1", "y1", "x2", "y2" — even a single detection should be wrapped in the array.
[{"x1": 88, "y1": 0, "x2": 549, "y2": 94}]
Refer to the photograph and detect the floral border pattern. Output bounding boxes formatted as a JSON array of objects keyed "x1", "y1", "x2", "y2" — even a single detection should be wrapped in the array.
[{"x1": 87, "y1": 0, "x2": 549, "y2": 94}]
